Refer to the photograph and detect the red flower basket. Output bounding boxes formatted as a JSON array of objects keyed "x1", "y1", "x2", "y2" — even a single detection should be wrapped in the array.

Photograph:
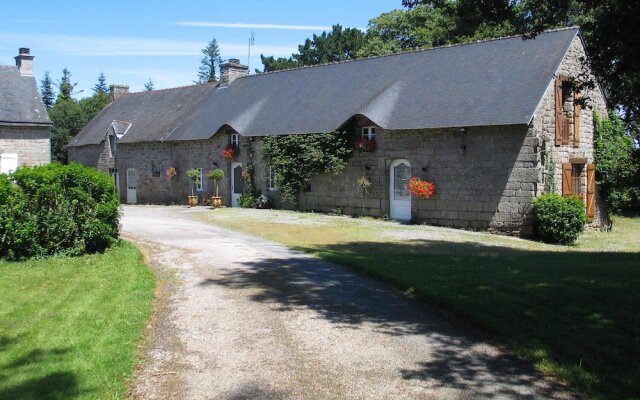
[
  {"x1": 355, "y1": 138, "x2": 377, "y2": 152},
  {"x1": 408, "y1": 177, "x2": 436, "y2": 199},
  {"x1": 165, "y1": 166, "x2": 178, "y2": 179},
  {"x1": 221, "y1": 144, "x2": 237, "y2": 159}
]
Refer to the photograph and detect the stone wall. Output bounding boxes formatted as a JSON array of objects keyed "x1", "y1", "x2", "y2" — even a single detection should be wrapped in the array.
[{"x1": 0, "y1": 124, "x2": 50, "y2": 167}]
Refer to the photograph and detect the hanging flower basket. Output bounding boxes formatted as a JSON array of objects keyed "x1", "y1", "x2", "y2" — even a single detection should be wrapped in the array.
[
  {"x1": 165, "y1": 166, "x2": 178, "y2": 179},
  {"x1": 408, "y1": 177, "x2": 436, "y2": 199},
  {"x1": 355, "y1": 138, "x2": 377, "y2": 152},
  {"x1": 221, "y1": 144, "x2": 238, "y2": 159}
]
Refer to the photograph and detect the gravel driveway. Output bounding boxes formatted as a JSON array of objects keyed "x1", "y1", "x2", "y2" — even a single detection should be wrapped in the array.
[{"x1": 123, "y1": 205, "x2": 577, "y2": 400}]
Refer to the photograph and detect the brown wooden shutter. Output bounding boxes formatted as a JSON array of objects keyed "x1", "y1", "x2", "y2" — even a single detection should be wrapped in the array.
[
  {"x1": 574, "y1": 92, "x2": 581, "y2": 147},
  {"x1": 562, "y1": 163, "x2": 573, "y2": 197},
  {"x1": 587, "y1": 163, "x2": 596, "y2": 221},
  {"x1": 555, "y1": 78, "x2": 563, "y2": 146}
]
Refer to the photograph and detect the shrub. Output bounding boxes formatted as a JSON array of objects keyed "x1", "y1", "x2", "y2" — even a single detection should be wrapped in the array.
[
  {"x1": 256, "y1": 193, "x2": 273, "y2": 209},
  {"x1": 532, "y1": 194, "x2": 587, "y2": 245},
  {"x1": 0, "y1": 163, "x2": 119, "y2": 260},
  {"x1": 239, "y1": 192, "x2": 257, "y2": 208}
]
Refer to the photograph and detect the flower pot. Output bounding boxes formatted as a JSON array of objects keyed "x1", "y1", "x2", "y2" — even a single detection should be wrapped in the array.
[
  {"x1": 188, "y1": 195, "x2": 198, "y2": 207},
  {"x1": 212, "y1": 196, "x2": 222, "y2": 208}
]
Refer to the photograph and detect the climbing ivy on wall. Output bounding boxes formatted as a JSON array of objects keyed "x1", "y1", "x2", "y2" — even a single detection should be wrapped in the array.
[{"x1": 261, "y1": 131, "x2": 353, "y2": 206}]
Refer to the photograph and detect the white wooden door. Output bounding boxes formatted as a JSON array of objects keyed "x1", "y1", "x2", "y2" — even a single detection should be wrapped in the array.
[
  {"x1": 126, "y1": 169, "x2": 137, "y2": 204},
  {"x1": 0, "y1": 153, "x2": 18, "y2": 174},
  {"x1": 389, "y1": 159, "x2": 411, "y2": 221},
  {"x1": 231, "y1": 163, "x2": 243, "y2": 207}
]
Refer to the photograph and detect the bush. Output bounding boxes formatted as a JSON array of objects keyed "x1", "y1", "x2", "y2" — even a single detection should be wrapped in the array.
[
  {"x1": 532, "y1": 194, "x2": 587, "y2": 245},
  {"x1": 239, "y1": 192, "x2": 257, "y2": 208},
  {"x1": 0, "y1": 163, "x2": 119, "y2": 260}
]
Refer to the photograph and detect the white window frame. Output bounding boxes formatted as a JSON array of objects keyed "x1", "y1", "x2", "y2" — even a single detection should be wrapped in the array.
[
  {"x1": 267, "y1": 166, "x2": 278, "y2": 191},
  {"x1": 231, "y1": 133, "x2": 240, "y2": 146},
  {"x1": 108, "y1": 135, "x2": 117, "y2": 157},
  {"x1": 362, "y1": 126, "x2": 376, "y2": 140},
  {"x1": 196, "y1": 168, "x2": 204, "y2": 192}
]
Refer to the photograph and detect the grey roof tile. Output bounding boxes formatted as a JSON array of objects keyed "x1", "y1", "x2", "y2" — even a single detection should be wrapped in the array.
[{"x1": 0, "y1": 66, "x2": 52, "y2": 125}]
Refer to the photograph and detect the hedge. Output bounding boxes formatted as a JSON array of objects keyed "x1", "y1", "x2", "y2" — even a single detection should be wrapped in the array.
[
  {"x1": 0, "y1": 163, "x2": 119, "y2": 260},
  {"x1": 532, "y1": 193, "x2": 587, "y2": 245}
]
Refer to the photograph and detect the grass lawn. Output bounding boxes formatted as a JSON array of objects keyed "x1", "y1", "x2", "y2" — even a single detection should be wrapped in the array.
[
  {"x1": 198, "y1": 209, "x2": 640, "y2": 400},
  {"x1": 0, "y1": 241, "x2": 155, "y2": 400}
]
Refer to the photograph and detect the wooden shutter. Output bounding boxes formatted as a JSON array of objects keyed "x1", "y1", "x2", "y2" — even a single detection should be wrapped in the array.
[
  {"x1": 555, "y1": 78, "x2": 563, "y2": 146},
  {"x1": 574, "y1": 92, "x2": 581, "y2": 147},
  {"x1": 562, "y1": 163, "x2": 573, "y2": 197},
  {"x1": 587, "y1": 163, "x2": 596, "y2": 221}
]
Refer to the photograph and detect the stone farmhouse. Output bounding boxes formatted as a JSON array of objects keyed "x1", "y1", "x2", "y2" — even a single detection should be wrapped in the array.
[
  {"x1": 0, "y1": 48, "x2": 51, "y2": 173},
  {"x1": 69, "y1": 27, "x2": 606, "y2": 236}
]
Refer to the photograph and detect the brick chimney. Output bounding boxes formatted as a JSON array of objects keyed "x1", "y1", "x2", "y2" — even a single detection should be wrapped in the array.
[
  {"x1": 109, "y1": 84, "x2": 129, "y2": 102},
  {"x1": 15, "y1": 48, "x2": 34, "y2": 76},
  {"x1": 219, "y1": 59, "x2": 248, "y2": 87}
]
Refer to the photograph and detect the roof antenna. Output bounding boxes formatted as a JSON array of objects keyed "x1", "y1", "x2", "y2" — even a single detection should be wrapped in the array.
[{"x1": 248, "y1": 32, "x2": 255, "y2": 74}]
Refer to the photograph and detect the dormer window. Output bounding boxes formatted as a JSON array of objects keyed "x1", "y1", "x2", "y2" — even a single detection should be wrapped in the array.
[
  {"x1": 362, "y1": 127, "x2": 376, "y2": 141},
  {"x1": 231, "y1": 133, "x2": 240, "y2": 147}
]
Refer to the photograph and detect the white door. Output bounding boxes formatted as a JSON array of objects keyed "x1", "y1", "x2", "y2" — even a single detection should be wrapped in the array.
[
  {"x1": 0, "y1": 153, "x2": 18, "y2": 174},
  {"x1": 126, "y1": 169, "x2": 137, "y2": 204},
  {"x1": 389, "y1": 159, "x2": 411, "y2": 221},
  {"x1": 231, "y1": 163, "x2": 243, "y2": 207}
]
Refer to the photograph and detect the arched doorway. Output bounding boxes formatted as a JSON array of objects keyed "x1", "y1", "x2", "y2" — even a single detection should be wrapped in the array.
[{"x1": 389, "y1": 159, "x2": 411, "y2": 220}]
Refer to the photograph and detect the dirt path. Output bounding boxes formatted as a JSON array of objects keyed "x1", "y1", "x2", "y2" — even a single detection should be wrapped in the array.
[{"x1": 124, "y1": 205, "x2": 577, "y2": 400}]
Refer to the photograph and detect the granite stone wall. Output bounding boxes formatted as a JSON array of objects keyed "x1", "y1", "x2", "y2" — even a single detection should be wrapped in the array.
[{"x1": 0, "y1": 124, "x2": 50, "y2": 167}]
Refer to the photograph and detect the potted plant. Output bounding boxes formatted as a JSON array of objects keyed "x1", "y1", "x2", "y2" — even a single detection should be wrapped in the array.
[
  {"x1": 165, "y1": 166, "x2": 178, "y2": 203},
  {"x1": 206, "y1": 168, "x2": 224, "y2": 208},
  {"x1": 186, "y1": 168, "x2": 201, "y2": 207},
  {"x1": 221, "y1": 144, "x2": 237, "y2": 159},
  {"x1": 408, "y1": 177, "x2": 436, "y2": 199}
]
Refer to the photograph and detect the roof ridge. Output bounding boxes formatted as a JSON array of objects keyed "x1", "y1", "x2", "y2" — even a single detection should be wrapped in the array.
[
  {"x1": 123, "y1": 81, "x2": 217, "y2": 97},
  {"x1": 240, "y1": 26, "x2": 580, "y2": 79}
]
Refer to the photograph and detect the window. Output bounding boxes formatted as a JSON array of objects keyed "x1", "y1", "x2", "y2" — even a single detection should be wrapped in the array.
[
  {"x1": 196, "y1": 168, "x2": 203, "y2": 192},
  {"x1": 267, "y1": 166, "x2": 277, "y2": 191},
  {"x1": 231, "y1": 133, "x2": 240, "y2": 147},
  {"x1": 362, "y1": 127, "x2": 376, "y2": 141},
  {"x1": 572, "y1": 164, "x2": 584, "y2": 198},
  {"x1": 0, "y1": 153, "x2": 18, "y2": 174},
  {"x1": 151, "y1": 162, "x2": 161, "y2": 177},
  {"x1": 108, "y1": 135, "x2": 117, "y2": 157},
  {"x1": 554, "y1": 77, "x2": 581, "y2": 147},
  {"x1": 562, "y1": 162, "x2": 596, "y2": 221}
]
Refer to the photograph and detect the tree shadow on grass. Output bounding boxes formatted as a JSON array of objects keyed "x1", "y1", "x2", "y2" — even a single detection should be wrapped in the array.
[
  {"x1": 0, "y1": 335, "x2": 81, "y2": 400},
  {"x1": 197, "y1": 238, "x2": 640, "y2": 398}
]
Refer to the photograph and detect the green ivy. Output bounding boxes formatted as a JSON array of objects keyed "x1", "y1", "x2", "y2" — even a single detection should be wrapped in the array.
[{"x1": 261, "y1": 131, "x2": 353, "y2": 206}]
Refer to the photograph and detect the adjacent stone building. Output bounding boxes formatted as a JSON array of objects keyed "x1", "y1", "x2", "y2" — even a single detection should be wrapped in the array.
[
  {"x1": 0, "y1": 48, "x2": 52, "y2": 173},
  {"x1": 69, "y1": 28, "x2": 607, "y2": 236}
]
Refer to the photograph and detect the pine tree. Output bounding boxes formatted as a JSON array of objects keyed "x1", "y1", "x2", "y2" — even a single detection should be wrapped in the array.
[
  {"x1": 56, "y1": 68, "x2": 77, "y2": 101},
  {"x1": 143, "y1": 78, "x2": 155, "y2": 91},
  {"x1": 39, "y1": 71, "x2": 55, "y2": 109},
  {"x1": 93, "y1": 72, "x2": 108, "y2": 94},
  {"x1": 197, "y1": 38, "x2": 222, "y2": 83}
]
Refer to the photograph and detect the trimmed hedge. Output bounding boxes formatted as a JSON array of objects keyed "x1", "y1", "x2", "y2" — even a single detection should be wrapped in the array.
[
  {"x1": 0, "y1": 163, "x2": 119, "y2": 260},
  {"x1": 532, "y1": 193, "x2": 587, "y2": 245}
]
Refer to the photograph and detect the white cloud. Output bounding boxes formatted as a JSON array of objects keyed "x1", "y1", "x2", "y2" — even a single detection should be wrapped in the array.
[
  {"x1": 173, "y1": 21, "x2": 332, "y2": 31},
  {"x1": 0, "y1": 32, "x2": 296, "y2": 57}
]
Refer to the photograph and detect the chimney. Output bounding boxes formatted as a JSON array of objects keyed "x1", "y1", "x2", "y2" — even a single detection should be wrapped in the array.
[
  {"x1": 219, "y1": 59, "x2": 248, "y2": 87},
  {"x1": 109, "y1": 84, "x2": 129, "y2": 102},
  {"x1": 15, "y1": 48, "x2": 34, "y2": 76}
]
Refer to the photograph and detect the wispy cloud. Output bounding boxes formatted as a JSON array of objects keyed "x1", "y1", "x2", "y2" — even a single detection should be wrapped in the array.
[
  {"x1": 173, "y1": 21, "x2": 332, "y2": 31},
  {"x1": 0, "y1": 32, "x2": 296, "y2": 57}
]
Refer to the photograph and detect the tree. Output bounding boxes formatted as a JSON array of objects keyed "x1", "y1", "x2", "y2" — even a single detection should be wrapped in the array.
[
  {"x1": 143, "y1": 78, "x2": 155, "y2": 91},
  {"x1": 56, "y1": 68, "x2": 77, "y2": 101},
  {"x1": 260, "y1": 25, "x2": 365, "y2": 72},
  {"x1": 93, "y1": 72, "x2": 108, "y2": 94},
  {"x1": 197, "y1": 38, "x2": 222, "y2": 83},
  {"x1": 39, "y1": 72, "x2": 55, "y2": 109}
]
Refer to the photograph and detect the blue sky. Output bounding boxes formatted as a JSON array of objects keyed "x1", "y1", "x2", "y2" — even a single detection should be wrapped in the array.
[{"x1": 0, "y1": 0, "x2": 401, "y2": 97}]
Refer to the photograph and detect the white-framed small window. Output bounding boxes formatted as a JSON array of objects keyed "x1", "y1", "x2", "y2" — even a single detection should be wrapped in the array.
[
  {"x1": 362, "y1": 126, "x2": 376, "y2": 140},
  {"x1": 108, "y1": 135, "x2": 117, "y2": 157},
  {"x1": 196, "y1": 168, "x2": 203, "y2": 192},
  {"x1": 267, "y1": 166, "x2": 277, "y2": 191},
  {"x1": 231, "y1": 133, "x2": 240, "y2": 146}
]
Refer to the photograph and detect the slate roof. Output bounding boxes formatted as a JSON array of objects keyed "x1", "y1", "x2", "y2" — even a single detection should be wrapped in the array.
[
  {"x1": 69, "y1": 83, "x2": 216, "y2": 146},
  {"x1": 71, "y1": 27, "x2": 579, "y2": 146},
  {"x1": 0, "y1": 66, "x2": 52, "y2": 125}
]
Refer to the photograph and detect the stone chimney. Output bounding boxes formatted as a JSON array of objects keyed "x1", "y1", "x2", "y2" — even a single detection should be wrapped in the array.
[
  {"x1": 219, "y1": 59, "x2": 248, "y2": 87},
  {"x1": 109, "y1": 84, "x2": 129, "y2": 102},
  {"x1": 15, "y1": 48, "x2": 34, "y2": 76}
]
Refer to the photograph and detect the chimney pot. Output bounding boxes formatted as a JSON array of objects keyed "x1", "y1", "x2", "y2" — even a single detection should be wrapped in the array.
[
  {"x1": 15, "y1": 48, "x2": 34, "y2": 76},
  {"x1": 19, "y1": 48, "x2": 30, "y2": 55}
]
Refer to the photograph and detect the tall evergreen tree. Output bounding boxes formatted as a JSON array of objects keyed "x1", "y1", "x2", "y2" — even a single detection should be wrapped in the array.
[
  {"x1": 197, "y1": 38, "x2": 222, "y2": 83},
  {"x1": 93, "y1": 72, "x2": 108, "y2": 94},
  {"x1": 39, "y1": 71, "x2": 55, "y2": 109},
  {"x1": 56, "y1": 68, "x2": 77, "y2": 101},
  {"x1": 143, "y1": 78, "x2": 155, "y2": 91}
]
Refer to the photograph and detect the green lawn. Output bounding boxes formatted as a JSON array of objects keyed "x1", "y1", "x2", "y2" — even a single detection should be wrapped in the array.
[
  {"x1": 199, "y1": 210, "x2": 640, "y2": 400},
  {"x1": 0, "y1": 241, "x2": 155, "y2": 400}
]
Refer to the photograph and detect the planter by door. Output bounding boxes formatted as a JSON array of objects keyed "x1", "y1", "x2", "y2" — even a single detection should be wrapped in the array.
[
  {"x1": 126, "y1": 168, "x2": 137, "y2": 204},
  {"x1": 231, "y1": 163, "x2": 243, "y2": 208},
  {"x1": 389, "y1": 159, "x2": 411, "y2": 220}
]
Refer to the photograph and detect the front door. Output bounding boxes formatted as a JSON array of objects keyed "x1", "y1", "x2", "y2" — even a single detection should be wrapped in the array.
[
  {"x1": 126, "y1": 168, "x2": 137, "y2": 204},
  {"x1": 389, "y1": 159, "x2": 411, "y2": 220},
  {"x1": 231, "y1": 163, "x2": 243, "y2": 207}
]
